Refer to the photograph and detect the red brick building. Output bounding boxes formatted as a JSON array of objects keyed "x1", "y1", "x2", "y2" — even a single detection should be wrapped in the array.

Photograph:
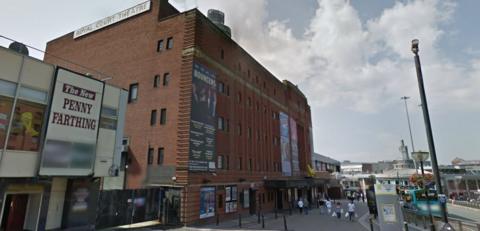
[{"x1": 45, "y1": 0, "x2": 317, "y2": 225}]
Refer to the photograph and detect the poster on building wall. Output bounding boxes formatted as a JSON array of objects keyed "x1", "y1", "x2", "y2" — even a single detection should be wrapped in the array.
[
  {"x1": 279, "y1": 112, "x2": 291, "y2": 176},
  {"x1": 290, "y1": 118, "x2": 300, "y2": 175},
  {"x1": 200, "y1": 187, "x2": 215, "y2": 219},
  {"x1": 189, "y1": 62, "x2": 217, "y2": 172},
  {"x1": 40, "y1": 68, "x2": 104, "y2": 176},
  {"x1": 225, "y1": 185, "x2": 237, "y2": 213}
]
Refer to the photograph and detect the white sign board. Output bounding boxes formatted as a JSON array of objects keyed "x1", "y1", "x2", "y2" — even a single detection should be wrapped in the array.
[
  {"x1": 73, "y1": 1, "x2": 151, "y2": 39},
  {"x1": 375, "y1": 184, "x2": 396, "y2": 195},
  {"x1": 39, "y1": 68, "x2": 104, "y2": 176}
]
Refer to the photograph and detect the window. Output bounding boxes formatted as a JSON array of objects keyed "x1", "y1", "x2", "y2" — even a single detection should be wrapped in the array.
[
  {"x1": 247, "y1": 97, "x2": 251, "y2": 107},
  {"x1": 226, "y1": 155, "x2": 230, "y2": 170},
  {"x1": 249, "y1": 158, "x2": 252, "y2": 171},
  {"x1": 225, "y1": 119, "x2": 230, "y2": 132},
  {"x1": 154, "y1": 75, "x2": 160, "y2": 88},
  {"x1": 166, "y1": 37, "x2": 173, "y2": 49},
  {"x1": 157, "y1": 147, "x2": 164, "y2": 165},
  {"x1": 150, "y1": 110, "x2": 157, "y2": 125},
  {"x1": 273, "y1": 136, "x2": 278, "y2": 145},
  {"x1": 148, "y1": 147, "x2": 154, "y2": 165},
  {"x1": 217, "y1": 155, "x2": 223, "y2": 169},
  {"x1": 128, "y1": 83, "x2": 138, "y2": 102},
  {"x1": 221, "y1": 49, "x2": 224, "y2": 60},
  {"x1": 8, "y1": 99, "x2": 46, "y2": 151},
  {"x1": 237, "y1": 123, "x2": 241, "y2": 136},
  {"x1": 238, "y1": 157, "x2": 242, "y2": 170},
  {"x1": 163, "y1": 73, "x2": 170, "y2": 86},
  {"x1": 217, "y1": 81, "x2": 225, "y2": 93},
  {"x1": 237, "y1": 92, "x2": 241, "y2": 103},
  {"x1": 226, "y1": 85, "x2": 230, "y2": 96},
  {"x1": 247, "y1": 127, "x2": 252, "y2": 139},
  {"x1": 157, "y1": 39, "x2": 164, "y2": 52},
  {"x1": 160, "y1": 108, "x2": 167, "y2": 125},
  {"x1": 0, "y1": 96, "x2": 13, "y2": 149},
  {"x1": 218, "y1": 116, "x2": 224, "y2": 130},
  {"x1": 100, "y1": 107, "x2": 118, "y2": 130},
  {"x1": 247, "y1": 70, "x2": 250, "y2": 77}
]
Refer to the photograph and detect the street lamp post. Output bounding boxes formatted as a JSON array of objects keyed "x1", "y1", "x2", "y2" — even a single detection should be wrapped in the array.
[
  {"x1": 411, "y1": 39, "x2": 453, "y2": 230},
  {"x1": 412, "y1": 151, "x2": 434, "y2": 231}
]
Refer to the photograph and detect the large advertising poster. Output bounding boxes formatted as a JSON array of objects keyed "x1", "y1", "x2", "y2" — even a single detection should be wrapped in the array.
[
  {"x1": 189, "y1": 62, "x2": 216, "y2": 172},
  {"x1": 290, "y1": 118, "x2": 300, "y2": 176},
  {"x1": 279, "y1": 112, "x2": 291, "y2": 176},
  {"x1": 199, "y1": 187, "x2": 215, "y2": 219},
  {"x1": 39, "y1": 68, "x2": 104, "y2": 176}
]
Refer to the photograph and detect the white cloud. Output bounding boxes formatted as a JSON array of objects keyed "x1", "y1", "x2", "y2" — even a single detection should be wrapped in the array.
[{"x1": 175, "y1": 0, "x2": 480, "y2": 161}]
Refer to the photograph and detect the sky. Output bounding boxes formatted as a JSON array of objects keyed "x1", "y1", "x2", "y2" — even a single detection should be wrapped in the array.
[{"x1": 1, "y1": 0, "x2": 479, "y2": 164}]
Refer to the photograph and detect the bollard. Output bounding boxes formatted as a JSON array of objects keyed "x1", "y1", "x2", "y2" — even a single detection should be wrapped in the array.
[
  {"x1": 476, "y1": 223, "x2": 480, "y2": 231},
  {"x1": 275, "y1": 209, "x2": 278, "y2": 219},
  {"x1": 262, "y1": 214, "x2": 265, "y2": 229},
  {"x1": 283, "y1": 215, "x2": 288, "y2": 231},
  {"x1": 458, "y1": 220, "x2": 463, "y2": 231},
  {"x1": 369, "y1": 217, "x2": 374, "y2": 231},
  {"x1": 423, "y1": 216, "x2": 427, "y2": 229},
  {"x1": 289, "y1": 207, "x2": 292, "y2": 215},
  {"x1": 216, "y1": 214, "x2": 219, "y2": 226},
  {"x1": 239, "y1": 214, "x2": 242, "y2": 228},
  {"x1": 258, "y1": 212, "x2": 261, "y2": 224},
  {"x1": 404, "y1": 221, "x2": 409, "y2": 231}
]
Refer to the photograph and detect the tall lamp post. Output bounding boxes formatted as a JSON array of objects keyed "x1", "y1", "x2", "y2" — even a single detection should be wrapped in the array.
[
  {"x1": 412, "y1": 151, "x2": 434, "y2": 231},
  {"x1": 411, "y1": 39, "x2": 453, "y2": 230}
]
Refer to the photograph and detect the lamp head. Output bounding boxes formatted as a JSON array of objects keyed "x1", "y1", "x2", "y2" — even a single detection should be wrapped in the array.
[
  {"x1": 412, "y1": 151, "x2": 429, "y2": 162},
  {"x1": 411, "y1": 39, "x2": 419, "y2": 54}
]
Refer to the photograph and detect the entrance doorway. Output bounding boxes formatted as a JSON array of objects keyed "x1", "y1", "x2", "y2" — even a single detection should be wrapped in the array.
[
  {"x1": 1, "y1": 193, "x2": 42, "y2": 231},
  {"x1": 159, "y1": 189, "x2": 180, "y2": 225},
  {"x1": 249, "y1": 189, "x2": 256, "y2": 215},
  {"x1": 276, "y1": 190, "x2": 283, "y2": 210}
]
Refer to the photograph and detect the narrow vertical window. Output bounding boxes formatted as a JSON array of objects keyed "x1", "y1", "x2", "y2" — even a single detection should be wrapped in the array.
[
  {"x1": 150, "y1": 110, "x2": 157, "y2": 125},
  {"x1": 128, "y1": 83, "x2": 138, "y2": 102},
  {"x1": 166, "y1": 37, "x2": 173, "y2": 49},
  {"x1": 220, "y1": 48, "x2": 224, "y2": 60},
  {"x1": 160, "y1": 108, "x2": 167, "y2": 125},
  {"x1": 163, "y1": 72, "x2": 170, "y2": 86},
  {"x1": 218, "y1": 117, "x2": 224, "y2": 130},
  {"x1": 154, "y1": 75, "x2": 160, "y2": 88},
  {"x1": 157, "y1": 147, "x2": 164, "y2": 165},
  {"x1": 157, "y1": 39, "x2": 164, "y2": 52},
  {"x1": 147, "y1": 148, "x2": 154, "y2": 165}
]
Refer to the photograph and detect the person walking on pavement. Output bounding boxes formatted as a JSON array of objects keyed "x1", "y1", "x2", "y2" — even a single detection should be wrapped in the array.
[
  {"x1": 319, "y1": 198, "x2": 325, "y2": 214},
  {"x1": 304, "y1": 198, "x2": 309, "y2": 215},
  {"x1": 326, "y1": 198, "x2": 332, "y2": 214},
  {"x1": 297, "y1": 197, "x2": 304, "y2": 214},
  {"x1": 335, "y1": 202, "x2": 342, "y2": 219},
  {"x1": 361, "y1": 192, "x2": 365, "y2": 203},
  {"x1": 347, "y1": 200, "x2": 356, "y2": 221}
]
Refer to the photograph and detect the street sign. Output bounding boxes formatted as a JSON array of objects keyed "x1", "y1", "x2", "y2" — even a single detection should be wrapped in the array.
[{"x1": 438, "y1": 194, "x2": 447, "y2": 204}]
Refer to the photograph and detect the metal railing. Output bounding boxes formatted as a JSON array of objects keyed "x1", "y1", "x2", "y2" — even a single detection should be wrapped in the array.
[
  {"x1": 449, "y1": 199, "x2": 480, "y2": 210},
  {"x1": 403, "y1": 208, "x2": 480, "y2": 231}
]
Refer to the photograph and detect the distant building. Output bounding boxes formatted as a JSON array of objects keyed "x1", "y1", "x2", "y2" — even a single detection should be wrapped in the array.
[
  {"x1": 0, "y1": 45, "x2": 127, "y2": 230},
  {"x1": 341, "y1": 161, "x2": 373, "y2": 175},
  {"x1": 451, "y1": 157, "x2": 480, "y2": 171},
  {"x1": 312, "y1": 152, "x2": 340, "y2": 173}
]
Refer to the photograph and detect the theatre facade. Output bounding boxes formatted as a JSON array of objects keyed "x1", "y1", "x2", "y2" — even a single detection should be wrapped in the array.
[{"x1": 44, "y1": 0, "x2": 324, "y2": 225}]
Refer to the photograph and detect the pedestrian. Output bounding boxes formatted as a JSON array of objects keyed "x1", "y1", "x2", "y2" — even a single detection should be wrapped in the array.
[
  {"x1": 361, "y1": 193, "x2": 365, "y2": 203},
  {"x1": 319, "y1": 198, "x2": 325, "y2": 214},
  {"x1": 335, "y1": 202, "x2": 342, "y2": 219},
  {"x1": 347, "y1": 200, "x2": 356, "y2": 221},
  {"x1": 297, "y1": 197, "x2": 304, "y2": 214},
  {"x1": 326, "y1": 198, "x2": 332, "y2": 214},
  {"x1": 356, "y1": 192, "x2": 361, "y2": 202},
  {"x1": 304, "y1": 198, "x2": 309, "y2": 215}
]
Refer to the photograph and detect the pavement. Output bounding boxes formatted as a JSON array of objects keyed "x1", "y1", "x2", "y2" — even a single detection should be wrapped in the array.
[
  {"x1": 447, "y1": 202, "x2": 480, "y2": 222},
  {"x1": 167, "y1": 200, "x2": 369, "y2": 231}
]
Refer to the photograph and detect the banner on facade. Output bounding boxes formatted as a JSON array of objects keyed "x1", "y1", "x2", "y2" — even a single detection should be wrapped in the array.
[
  {"x1": 39, "y1": 68, "x2": 104, "y2": 176},
  {"x1": 200, "y1": 187, "x2": 215, "y2": 219},
  {"x1": 189, "y1": 62, "x2": 217, "y2": 172},
  {"x1": 290, "y1": 117, "x2": 300, "y2": 175},
  {"x1": 279, "y1": 112, "x2": 291, "y2": 176}
]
